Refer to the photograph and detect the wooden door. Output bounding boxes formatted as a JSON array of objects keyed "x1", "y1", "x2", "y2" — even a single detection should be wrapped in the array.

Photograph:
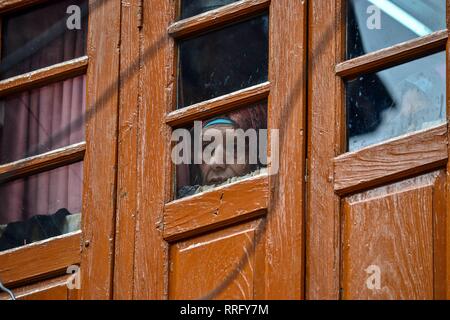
[
  {"x1": 113, "y1": 0, "x2": 307, "y2": 300},
  {"x1": 0, "y1": 0, "x2": 120, "y2": 300},
  {"x1": 308, "y1": 0, "x2": 449, "y2": 299}
]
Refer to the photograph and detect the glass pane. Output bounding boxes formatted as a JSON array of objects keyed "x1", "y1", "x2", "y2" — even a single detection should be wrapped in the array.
[
  {"x1": 178, "y1": 14, "x2": 269, "y2": 108},
  {"x1": 174, "y1": 102, "x2": 268, "y2": 199},
  {"x1": 1, "y1": 0, "x2": 88, "y2": 79},
  {"x1": 0, "y1": 75, "x2": 86, "y2": 164},
  {"x1": 347, "y1": 0, "x2": 446, "y2": 59},
  {"x1": 180, "y1": 0, "x2": 240, "y2": 19},
  {"x1": 0, "y1": 162, "x2": 83, "y2": 252},
  {"x1": 346, "y1": 51, "x2": 446, "y2": 152}
]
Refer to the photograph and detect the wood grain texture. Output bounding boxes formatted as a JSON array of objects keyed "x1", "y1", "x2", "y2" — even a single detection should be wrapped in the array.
[
  {"x1": 0, "y1": 0, "x2": 47, "y2": 14},
  {"x1": 0, "y1": 142, "x2": 85, "y2": 184},
  {"x1": 0, "y1": 56, "x2": 88, "y2": 97},
  {"x1": 0, "y1": 275, "x2": 72, "y2": 300},
  {"x1": 334, "y1": 125, "x2": 448, "y2": 195},
  {"x1": 0, "y1": 232, "x2": 81, "y2": 287},
  {"x1": 132, "y1": 0, "x2": 172, "y2": 299},
  {"x1": 342, "y1": 172, "x2": 443, "y2": 299},
  {"x1": 168, "y1": 0, "x2": 271, "y2": 39},
  {"x1": 265, "y1": 0, "x2": 306, "y2": 299},
  {"x1": 165, "y1": 82, "x2": 270, "y2": 127},
  {"x1": 112, "y1": 0, "x2": 141, "y2": 300},
  {"x1": 335, "y1": 30, "x2": 447, "y2": 78},
  {"x1": 80, "y1": 0, "x2": 121, "y2": 300},
  {"x1": 306, "y1": 0, "x2": 341, "y2": 299},
  {"x1": 164, "y1": 175, "x2": 268, "y2": 241},
  {"x1": 169, "y1": 220, "x2": 262, "y2": 300}
]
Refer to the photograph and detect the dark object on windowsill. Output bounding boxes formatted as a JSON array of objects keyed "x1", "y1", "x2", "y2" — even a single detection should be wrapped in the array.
[{"x1": 0, "y1": 208, "x2": 70, "y2": 251}]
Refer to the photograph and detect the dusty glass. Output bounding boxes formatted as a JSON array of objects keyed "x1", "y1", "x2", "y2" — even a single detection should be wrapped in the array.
[
  {"x1": 347, "y1": 0, "x2": 446, "y2": 59},
  {"x1": 346, "y1": 52, "x2": 446, "y2": 151},
  {"x1": 180, "y1": 0, "x2": 240, "y2": 19},
  {"x1": 177, "y1": 14, "x2": 269, "y2": 108},
  {"x1": 1, "y1": 0, "x2": 88, "y2": 79}
]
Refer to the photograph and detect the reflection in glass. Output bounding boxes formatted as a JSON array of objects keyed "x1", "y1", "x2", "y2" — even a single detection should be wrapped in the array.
[
  {"x1": 178, "y1": 14, "x2": 269, "y2": 108},
  {"x1": 346, "y1": 52, "x2": 446, "y2": 152},
  {"x1": 0, "y1": 162, "x2": 83, "y2": 251},
  {"x1": 180, "y1": 0, "x2": 240, "y2": 19},
  {"x1": 175, "y1": 102, "x2": 267, "y2": 199},
  {"x1": 1, "y1": 0, "x2": 88, "y2": 79},
  {"x1": 347, "y1": 0, "x2": 446, "y2": 59},
  {"x1": 0, "y1": 75, "x2": 86, "y2": 165}
]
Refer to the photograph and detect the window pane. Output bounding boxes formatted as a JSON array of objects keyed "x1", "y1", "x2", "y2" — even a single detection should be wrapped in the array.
[
  {"x1": 175, "y1": 102, "x2": 268, "y2": 199},
  {"x1": 347, "y1": 0, "x2": 446, "y2": 59},
  {"x1": 0, "y1": 162, "x2": 83, "y2": 252},
  {"x1": 0, "y1": 75, "x2": 86, "y2": 164},
  {"x1": 178, "y1": 14, "x2": 269, "y2": 108},
  {"x1": 180, "y1": 0, "x2": 240, "y2": 19},
  {"x1": 0, "y1": 0, "x2": 88, "y2": 79},
  {"x1": 346, "y1": 52, "x2": 446, "y2": 152}
]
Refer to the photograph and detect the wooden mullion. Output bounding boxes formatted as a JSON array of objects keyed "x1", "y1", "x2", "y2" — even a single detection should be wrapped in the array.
[
  {"x1": 80, "y1": 0, "x2": 121, "y2": 300},
  {"x1": 0, "y1": 142, "x2": 85, "y2": 184},
  {"x1": 307, "y1": 0, "x2": 341, "y2": 300},
  {"x1": 168, "y1": 0, "x2": 271, "y2": 39},
  {"x1": 165, "y1": 82, "x2": 270, "y2": 127},
  {"x1": 0, "y1": 56, "x2": 88, "y2": 97},
  {"x1": 336, "y1": 30, "x2": 448, "y2": 78},
  {"x1": 163, "y1": 175, "x2": 268, "y2": 241},
  {"x1": 265, "y1": 0, "x2": 306, "y2": 299},
  {"x1": 0, "y1": 232, "x2": 81, "y2": 287},
  {"x1": 112, "y1": 0, "x2": 141, "y2": 300},
  {"x1": 334, "y1": 124, "x2": 448, "y2": 195}
]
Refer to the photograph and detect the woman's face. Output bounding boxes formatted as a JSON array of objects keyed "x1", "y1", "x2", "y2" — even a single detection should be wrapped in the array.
[{"x1": 198, "y1": 124, "x2": 251, "y2": 185}]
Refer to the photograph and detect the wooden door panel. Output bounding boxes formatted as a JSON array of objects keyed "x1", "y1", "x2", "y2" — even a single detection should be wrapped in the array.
[
  {"x1": 169, "y1": 219, "x2": 264, "y2": 300},
  {"x1": 0, "y1": 275, "x2": 78, "y2": 300},
  {"x1": 342, "y1": 171, "x2": 445, "y2": 299}
]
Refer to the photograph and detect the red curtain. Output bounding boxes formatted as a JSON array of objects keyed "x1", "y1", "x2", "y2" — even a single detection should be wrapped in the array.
[{"x1": 0, "y1": 1, "x2": 86, "y2": 225}]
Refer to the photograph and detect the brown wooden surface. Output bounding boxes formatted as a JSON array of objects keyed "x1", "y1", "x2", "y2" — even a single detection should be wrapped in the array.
[
  {"x1": 334, "y1": 125, "x2": 448, "y2": 194},
  {"x1": 169, "y1": 219, "x2": 263, "y2": 299},
  {"x1": 0, "y1": 275, "x2": 74, "y2": 300},
  {"x1": 0, "y1": 0, "x2": 88, "y2": 299},
  {"x1": 342, "y1": 172, "x2": 443, "y2": 299},
  {"x1": 80, "y1": 0, "x2": 121, "y2": 300},
  {"x1": 132, "y1": 0, "x2": 172, "y2": 300},
  {"x1": 0, "y1": 142, "x2": 85, "y2": 183},
  {"x1": 264, "y1": 0, "x2": 306, "y2": 299},
  {"x1": 0, "y1": 0, "x2": 48, "y2": 14},
  {"x1": 335, "y1": 30, "x2": 448, "y2": 78},
  {"x1": 165, "y1": 82, "x2": 270, "y2": 127},
  {"x1": 112, "y1": 0, "x2": 141, "y2": 300},
  {"x1": 127, "y1": 0, "x2": 307, "y2": 301},
  {"x1": 307, "y1": 0, "x2": 341, "y2": 299},
  {"x1": 446, "y1": 3, "x2": 450, "y2": 300},
  {"x1": 168, "y1": 0, "x2": 271, "y2": 39},
  {"x1": 309, "y1": 0, "x2": 450, "y2": 301},
  {"x1": 0, "y1": 56, "x2": 88, "y2": 97},
  {"x1": 0, "y1": 232, "x2": 81, "y2": 287},
  {"x1": 164, "y1": 175, "x2": 268, "y2": 241}
]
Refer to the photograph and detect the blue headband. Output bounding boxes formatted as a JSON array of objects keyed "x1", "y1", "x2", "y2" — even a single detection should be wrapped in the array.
[{"x1": 203, "y1": 118, "x2": 235, "y2": 128}]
